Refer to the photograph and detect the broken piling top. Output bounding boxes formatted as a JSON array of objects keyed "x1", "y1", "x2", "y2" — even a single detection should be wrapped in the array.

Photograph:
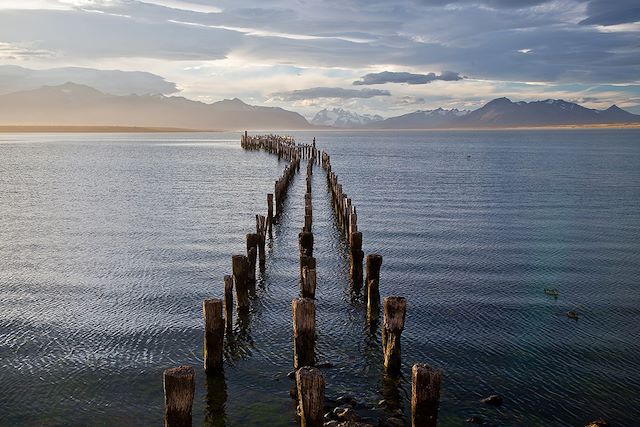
[
  {"x1": 292, "y1": 297, "x2": 316, "y2": 369},
  {"x1": 366, "y1": 254, "x2": 383, "y2": 282},
  {"x1": 383, "y1": 296, "x2": 407, "y2": 332},
  {"x1": 296, "y1": 366, "x2": 325, "y2": 427},
  {"x1": 299, "y1": 231, "x2": 314, "y2": 256},
  {"x1": 382, "y1": 296, "x2": 406, "y2": 374},
  {"x1": 231, "y1": 254, "x2": 250, "y2": 309},
  {"x1": 223, "y1": 275, "x2": 234, "y2": 331},
  {"x1": 203, "y1": 299, "x2": 224, "y2": 372},
  {"x1": 163, "y1": 365, "x2": 195, "y2": 427},
  {"x1": 411, "y1": 364, "x2": 442, "y2": 427}
]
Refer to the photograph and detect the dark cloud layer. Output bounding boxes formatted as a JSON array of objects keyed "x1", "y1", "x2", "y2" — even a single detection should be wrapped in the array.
[
  {"x1": 353, "y1": 71, "x2": 463, "y2": 85},
  {"x1": 270, "y1": 87, "x2": 391, "y2": 101},
  {"x1": 580, "y1": 0, "x2": 640, "y2": 26}
]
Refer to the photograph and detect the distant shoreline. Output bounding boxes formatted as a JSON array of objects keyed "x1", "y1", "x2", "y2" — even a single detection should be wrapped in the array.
[
  {"x1": 0, "y1": 125, "x2": 217, "y2": 133},
  {"x1": 0, "y1": 123, "x2": 639, "y2": 133}
]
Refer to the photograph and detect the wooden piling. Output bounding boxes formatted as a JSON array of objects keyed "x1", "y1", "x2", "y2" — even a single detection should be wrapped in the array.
[
  {"x1": 411, "y1": 364, "x2": 442, "y2": 427},
  {"x1": 301, "y1": 267, "x2": 317, "y2": 299},
  {"x1": 299, "y1": 255, "x2": 316, "y2": 284},
  {"x1": 382, "y1": 296, "x2": 406, "y2": 374},
  {"x1": 267, "y1": 193, "x2": 274, "y2": 236},
  {"x1": 349, "y1": 231, "x2": 364, "y2": 289},
  {"x1": 296, "y1": 367, "x2": 325, "y2": 427},
  {"x1": 292, "y1": 297, "x2": 316, "y2": 369},
  {"x1": 299, "y1": 231, "x2": 314, "y2": 257},
  {"x1": 232, "y1": 255, "x2": 250, "y2": 311},
  {"x1": 223, "y1": 275, "x2": 233, "y2": 332},
  {"x1": 256, "y1": 215, "x2": 266, "y2": 267},
  {"x1": 163, "y1": 365, "x2": 195, "y2": 427},
  {"x1": 246, "y1": 233, "x2": 259, "y2": 283},
  {"x1": 203, "y1": 299, "x2": 224, "y2": 372},
  {"x1": 366, "y1": 254, "x2": 383, "y2": 323}
]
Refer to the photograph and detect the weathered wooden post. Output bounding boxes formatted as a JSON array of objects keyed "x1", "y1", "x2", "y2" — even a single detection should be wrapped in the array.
[
  {"x1": 203, "y1": 299, "x2": 224, "y2": 372},
  {"x1": 267, "y1": 193, "x2": 274, "y2": 236},
  {"x1": 246, "y1": 233, "x2": 259, "y2": 284},
  {"x1": 163, "y1": 365, "x2": 195, "y2": 427},
  {"x1": 366, "y1": 254, "x2": 383, "y2": 323},
  {"x1": 299, "y1": 231, "x2": 314, "y2": 257},
  {"x1": 296, "y1": 367, "x2": 325, "y2": 427},
  {"x1": 412, "y1": 364, "x2": 442, "y2": 427},
  {"x1": 350, "y1": 231, "x2": 364, "y2": 290},
  {"x1": 256, "y1": 215, "x2": 266, "y2": 267},
  {"x1": 292, "y1": 297, "x2": 316, "y2": 369},
  {"x1": 223, "y1": 275, "x2": 233, "y2": 332},
  {"x1": 301, "y1": 267, "x2": 317, "y2": 299},
  {"x1": 299, "y1": 255, "x2": 316, "y2": 285},
  {"x1": 232, "y1": 255, "x2": 250, "y2": 311},
  {"x1": 382, "y1": 296, "x2": 406, "y2": 374}
]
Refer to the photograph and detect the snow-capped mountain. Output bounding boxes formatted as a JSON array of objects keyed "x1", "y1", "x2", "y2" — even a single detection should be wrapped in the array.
[
  {"x1": 369, "y1": 108, "x2": 469, "y2": 129},
  {"x1": 311, "y1": 108, "x2": 384, "y2": 128}
]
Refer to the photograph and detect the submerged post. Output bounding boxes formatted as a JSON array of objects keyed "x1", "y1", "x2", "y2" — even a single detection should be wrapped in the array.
[
  {"x1": 232, "y1": 255, "x2": 250, "y2": 311},
  {"x1": 366, "y1": 254, "x2": 383, "y2": 323},
  {"x1": 203, "y1": 299, "x2": 224, "y2": 372},
  {"x1": 382, "y1": 296, "x2": 406, "y2": 374},
  {"x1": 223, "y1": 275, "x2": 233, "y2": 332},
  {"x1": 163, "y1": 365, "x2": 195, "y2": 427},
  {"x1": 296, "y1": 367, "x2": 325, "y2": 427},
  {"x1": 412, "y1": 364, "x2": 442, "y2": 427},
  {"x1": 292, "y1": 297, "x2": 316, "y2": 369}
]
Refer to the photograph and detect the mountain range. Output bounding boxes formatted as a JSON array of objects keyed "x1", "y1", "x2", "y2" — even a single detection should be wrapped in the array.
[
  {"x1": 0, "y1": 83, "x2": 638, "y2": 130},
  {"x1": 311, "y1": 108, "x2": 384, "y2": 128},
  {"x1": 0, "y1": 83, "x2": 308, "y2": 130}
]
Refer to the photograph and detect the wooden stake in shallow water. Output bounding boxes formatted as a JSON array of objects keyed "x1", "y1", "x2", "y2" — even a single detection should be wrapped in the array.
[
  {"x1": 299, "y1": 231, "x2": 314, "y2": 257},
  {"x1": 203, "y1": 299, "x2": 224, "y2": 372},
  {"x1": 296, "y1": 367, "x2": 325, "y2": 427},
  {"x1": 246, "y1": 233, "x2": 259, "y2": 284},
  {"x1": 267, "y1": 193, "x2": 274, "y2": 236},
  {"x1": 301, "y1": 267, "x2": 317, "y2": 299},
  {"x1": 412, "y1": 364, "x2": 442, "y2": 427},
  {"x1": 366, "y1": 254, "x2": 383, "y2": 324},
  {"x1": 292, "y1": 297, "x2": 316, "y2": 369},
  {"x1": 163, "y1": 365, "x2": 195, "y2": 427},
  {"x1": 231, "y1": 255, "x2": 250, "y2": 311},
  {"x1": 382, "y1": 296, "x2": 406, "y2": 374},
  {"x1": 349, "y1": 231, "x2": 364, "y2": 290},
  {"x1": 223, "y1": 275, "x2": 233, "y2": 332}
]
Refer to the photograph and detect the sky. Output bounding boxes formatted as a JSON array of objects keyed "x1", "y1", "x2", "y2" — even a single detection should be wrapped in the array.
[{"x1": 0, "y1": 0, "x2": 639, "y2": 118}]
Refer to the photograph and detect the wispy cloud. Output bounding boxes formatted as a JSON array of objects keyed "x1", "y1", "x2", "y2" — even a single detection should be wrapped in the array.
[
  {"x1": 269, "y1": 87, "x2": 391, "y2": 101},
  {"x1": 353, "y1": 71, "x2": 464, "y2": 85}
]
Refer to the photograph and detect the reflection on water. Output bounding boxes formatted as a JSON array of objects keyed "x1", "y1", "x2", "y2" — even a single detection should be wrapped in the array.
[
  {"x1": 1, "y1": 130, "x2": 639, "y2": 426},
  {"x1": 204, "y1": 371, "x2": 227, "y2": 427}
]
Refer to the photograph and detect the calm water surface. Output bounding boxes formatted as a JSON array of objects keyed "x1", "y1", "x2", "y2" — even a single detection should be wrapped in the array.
[{"x1": 1, "y1": 130, "x2": 639, "y2": 426}]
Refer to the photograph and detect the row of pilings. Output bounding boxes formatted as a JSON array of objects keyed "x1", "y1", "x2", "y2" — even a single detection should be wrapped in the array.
[
  {"x1": 162, "y1": 133, "x2": 443, "y2": 427},
  {"x1": 162, "y1": 133, "x2": 306, "y2": 427}
]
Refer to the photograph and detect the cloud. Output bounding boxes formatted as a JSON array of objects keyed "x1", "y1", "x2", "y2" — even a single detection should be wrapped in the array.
[
  {"x1": 0, "y1": 65, "x2": 179, "y2": 95},
  {"x1": 270, "y1": 87, "x2": 391, "y2": 101},
  {"x1": 580, "y1": 0, "x2": 640, "y2": 26},
  {"x1": 353, "y1": 70, "x2": 463, "y2": 85},
  {"x1": 0, "y1": 42, "x2": 53, "y2": 60}
]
